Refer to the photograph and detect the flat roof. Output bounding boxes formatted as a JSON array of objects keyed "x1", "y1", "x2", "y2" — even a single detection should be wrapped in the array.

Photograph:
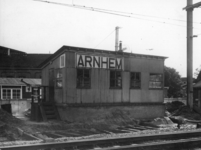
[{"x1": 39, "y1": 45, "x2": 168, "y2": 68}]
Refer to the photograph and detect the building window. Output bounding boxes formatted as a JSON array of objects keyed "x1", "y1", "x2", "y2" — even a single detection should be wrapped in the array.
[
  {"x1": 77, "y1": 69, "x2": 91, "y2": 88},
  {"x1": 60, "y1": 54, "x2": 65, "y2": 68},
  {"x1": 12, "y1": 89, "x2": 21, "y2": 99},
  {"x1": 110, "y1": 71, "x2": 122, "y2": 88},
  {"x1": 2, "y1": 89, "x2": 11, "y2": 100},
  {"x1": 130, "y1": 72, "x2": 141, "y2": 89},
  {"x1": 55, "y1": 68, "x2": 63, "y2": 88},
  {"x1": 1, "y1": 88, "x2": 21, "y2": 100},
  {"x1": 149, "y1": 74, "x2": 163, "y2": 89}
]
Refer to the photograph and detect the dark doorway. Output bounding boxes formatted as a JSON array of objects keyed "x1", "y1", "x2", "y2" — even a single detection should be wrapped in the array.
[{"x1": 49, "y1": 68, "x2": 54, "y2": 102}]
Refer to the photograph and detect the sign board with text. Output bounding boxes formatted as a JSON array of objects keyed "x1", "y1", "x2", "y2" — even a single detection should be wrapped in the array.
[{"x1": 76, "y1": 54, "x2": 123, "y2": 70}]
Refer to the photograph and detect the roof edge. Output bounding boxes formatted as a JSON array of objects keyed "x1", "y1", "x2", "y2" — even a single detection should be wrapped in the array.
[{"x1": 38, "y1": 45, "x2": 168, "y2": 69}]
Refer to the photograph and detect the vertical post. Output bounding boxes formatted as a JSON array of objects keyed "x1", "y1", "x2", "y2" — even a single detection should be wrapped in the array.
[
  {"x1": 186, "y1": 0, "x2": 193, "y2": 108},
  {"x1": 199, "y1": 90, "x2": 201, "y2": 108},
  {"x1": 119, "y1": 41, "x2": 122, "y2": 51},
  {"x1": 44, "y1": 87, "x2": 46, "y2": 102},
  {"x1": 115, "y1": 26, "x2": 119, "y2": 51}
]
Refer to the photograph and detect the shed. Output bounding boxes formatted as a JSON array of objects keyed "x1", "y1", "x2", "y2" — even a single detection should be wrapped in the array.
[
  {"x1": 40, "y1": 45, "x2": 167, "y2": 121},
  {"x1": 0, "y1": 78, "x2": 41, "y2": 115}
]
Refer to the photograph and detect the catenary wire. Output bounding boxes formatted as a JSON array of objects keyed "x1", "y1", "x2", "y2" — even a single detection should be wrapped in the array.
[
  {"x1": 34, "y1": 0, "x2": 201, "y2": 25},
  {"x1": 72, "y1": 3, "x2": 201, "y2": 25},
  {"x1": 34, "y1": 0, "x2": 201, "y2": 30},
  {"x1": 94, "y1": 29, "x2": 115, "y2": 48}
]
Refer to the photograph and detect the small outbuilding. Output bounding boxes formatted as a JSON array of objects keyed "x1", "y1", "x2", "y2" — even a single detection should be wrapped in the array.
[
  {"x1": 0, "y1": 78, "x2": 41, "y2": 115},
  {"x1": 39, "y1": 45, "x2": 167, "y2": 122}
]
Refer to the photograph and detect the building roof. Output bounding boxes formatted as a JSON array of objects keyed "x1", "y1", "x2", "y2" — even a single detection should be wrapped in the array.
[
  {"x1": 194, "y1": 80, "x2": 201, "y2": 88},
  {"x1": 0, "y1": 46, "x2": 26, "y2": 55},
  {"x1": 0, "y1": 78, "x2": 41, "y2": 86},
  {"x1": 39, "y1": 45, "x2": 168, "y2": 68},
  {"x1": 0, "y1": 46, "x2": 51, "y2": 69}
]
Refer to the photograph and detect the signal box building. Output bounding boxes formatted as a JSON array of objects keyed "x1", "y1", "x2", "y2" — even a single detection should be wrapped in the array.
[{"x1": 40, "y1": 46, "x2": 167, "y2": 122}]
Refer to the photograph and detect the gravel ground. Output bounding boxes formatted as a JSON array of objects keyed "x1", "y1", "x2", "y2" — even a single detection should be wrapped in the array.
[{"x1": 1, "y1": 101, "x2": 201, "y2": 147}]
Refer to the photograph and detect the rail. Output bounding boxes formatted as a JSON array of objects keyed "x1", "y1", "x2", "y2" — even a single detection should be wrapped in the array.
[{"x1": 1, "y1": 130, "x2": 201, "y2": 150}]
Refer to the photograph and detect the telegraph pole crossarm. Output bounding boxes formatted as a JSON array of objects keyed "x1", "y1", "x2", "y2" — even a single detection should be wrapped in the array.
[{"x1": 183, "y1": 1, "x2": 201, "y2": 10}]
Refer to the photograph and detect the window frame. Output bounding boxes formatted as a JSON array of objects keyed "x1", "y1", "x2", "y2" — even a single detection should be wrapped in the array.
[
  {"x1": 149, "y1": 73, "x2": 163, "y2": 89},
  {"x1": 130, "y1": 72, "x2": 141, "y2": 89},
  {"x1": 12, "y1": 89, "x2": 21, "y2": 99},
  {"x1": 110, "y1": 70, "x2": 122, "y2": 89},
  {"x1": 76, "y1": 68, "x2": 91, "y2": 89},
  {"x1": 60, "y1": 54, "x2": 65, "y2": 68},
  {"x1": 1, "y1": 88, "x2": 22, "y2": 100}
]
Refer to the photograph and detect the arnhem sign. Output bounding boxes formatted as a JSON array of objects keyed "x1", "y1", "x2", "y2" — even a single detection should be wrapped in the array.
[{"x1": 76, "y1": 54, "x2": 123, "y2": 70}]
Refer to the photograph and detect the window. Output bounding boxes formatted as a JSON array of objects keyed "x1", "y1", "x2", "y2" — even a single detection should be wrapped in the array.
[
  {"x1": 55, "y1": 68, "x2": 63, "y2": 88},
  {"x1": 149, "y1": 74, "x2": 163, "y2": 89},
  {"x1": 1, "y1": 88, "x2": 21, "y2": 100},
  {"x1": 130, "y1": 72, "x2": 141, "y2": 89},
  {"x1": 110, "y1": 71, "x2": 122, "y2": 88},
  {"x1": 77, "y1": 69, "x2": 91, "y2": 88},
  {"x1": 60, "y1": 54, "x2": 65, "y2": 68},
  {"x1": 13, "y1": 89, "x2": 21, "y2": 99},
  {"x1": 2, "y1": 89, "x2": 11, "y2": 100}
]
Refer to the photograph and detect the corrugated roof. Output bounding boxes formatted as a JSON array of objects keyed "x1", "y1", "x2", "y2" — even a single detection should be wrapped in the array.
[
  {"x1": 194, "y1": 80, "x2": 201, "y2": 88},
  {"x1": 22, "y1": 78, "x2": 41, "y2": 86},
  {"x1": 0, "y1": 78, "x2": 41, "y2": 86}
]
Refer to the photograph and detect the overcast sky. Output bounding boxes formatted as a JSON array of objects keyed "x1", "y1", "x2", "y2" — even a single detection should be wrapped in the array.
[{"x1": 0, "y1": 0, "x2": 201, "y2": 77}]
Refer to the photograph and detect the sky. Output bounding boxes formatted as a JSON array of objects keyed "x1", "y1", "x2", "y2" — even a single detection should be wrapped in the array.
[{"x1": 0, "y1": 0, "x2": 201, "y2": 77}]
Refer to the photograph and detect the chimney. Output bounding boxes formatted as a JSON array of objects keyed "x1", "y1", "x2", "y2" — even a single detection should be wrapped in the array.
[{"x1": 115, "y1": 26, "x2": 119, "y2": 51}]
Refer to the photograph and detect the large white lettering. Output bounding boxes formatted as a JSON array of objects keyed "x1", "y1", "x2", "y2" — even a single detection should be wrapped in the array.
[{"x1": 76, "y1": 54, "x2": 123, "y2": 70}]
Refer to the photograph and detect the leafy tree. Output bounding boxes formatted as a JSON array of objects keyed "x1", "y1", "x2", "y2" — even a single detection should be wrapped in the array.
[
  {"x1": 194, "y1": 65, "x2": 201, "y2": 83},
  {"x1": 164, "y1": 66, "x2": 183, "y2": 98}
]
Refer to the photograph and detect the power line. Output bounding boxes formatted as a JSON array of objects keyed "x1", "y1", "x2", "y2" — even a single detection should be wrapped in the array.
[
  {"x1": 94, "y1": 29, "x2": 115, "y2": 48},
  {"x1": 34, "y1": 0, "x2": 201, "y2": 30},
  {"x1": 74, "y1": 3, "x2": 201, "y2": 25}
]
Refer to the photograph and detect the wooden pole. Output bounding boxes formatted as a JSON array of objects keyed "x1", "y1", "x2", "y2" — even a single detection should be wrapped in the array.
[{"x1": 186, "y1": 0, "x2": 193, "y2": 108}]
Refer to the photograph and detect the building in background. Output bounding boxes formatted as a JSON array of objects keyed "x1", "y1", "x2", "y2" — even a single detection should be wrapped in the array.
[
  {"x1": 0, "y1": 46, "x2": 51, "y2": 78},
  {"x1": 0, "y1": 45, "x2": 50, "y2": 115},
  {"x1": 0, "y1": 78, "x2": 41, "y2": 115}
]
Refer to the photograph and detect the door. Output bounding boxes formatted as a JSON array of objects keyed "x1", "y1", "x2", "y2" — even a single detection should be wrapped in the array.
[{"x1": 49, "y1": 68, "x2": 55, "y2": 102}]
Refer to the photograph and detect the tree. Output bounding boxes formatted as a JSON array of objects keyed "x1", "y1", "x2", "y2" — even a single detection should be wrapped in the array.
[
  {"x1": 164, "y1": 66, "x2": 183, "y2": 98},
  {"x1": 194, "y1": 65, "x2": 201, "y2": 83}
]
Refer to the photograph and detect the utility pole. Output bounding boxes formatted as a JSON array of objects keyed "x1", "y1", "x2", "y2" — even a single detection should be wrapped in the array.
[
  {"x1": 186, "y1": 0, "x2": 193, "y2": 108},
  {"x1": 184, "y1": 0, "x2": 201, "y2": 108},
  {"x1": 115, "y1": 26, "x2": 120, "y2": 51}
]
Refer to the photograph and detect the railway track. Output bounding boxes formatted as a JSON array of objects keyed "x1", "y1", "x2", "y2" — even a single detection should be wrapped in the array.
[{"x1": 0, "y1": 130, "x2": 201, "y2": 150}]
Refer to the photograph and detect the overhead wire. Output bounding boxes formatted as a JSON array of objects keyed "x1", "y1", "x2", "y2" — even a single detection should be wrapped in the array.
[
  {"x1": 94, "y1": 29, "x2": 115, "y2": 48},
  {"x1": 34, "y1": 0, "x2": 201, "y2": 32},
  {"x1": 73, "y1": 3, "x2": 201, "y2": 25},
  {"x1": 34, "y1": 0, "x2": 201, "y2": 28}
]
